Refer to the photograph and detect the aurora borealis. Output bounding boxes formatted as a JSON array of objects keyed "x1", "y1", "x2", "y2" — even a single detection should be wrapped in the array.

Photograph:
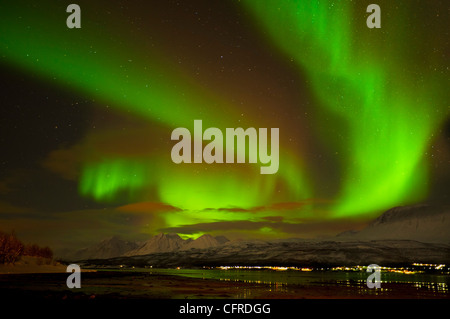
[
  {"x1": 242, "y1": 0, "x2": 449, "y2": 216},
  {"x1": 0, "y1": 0, "x2": 448, "y2": 252}
]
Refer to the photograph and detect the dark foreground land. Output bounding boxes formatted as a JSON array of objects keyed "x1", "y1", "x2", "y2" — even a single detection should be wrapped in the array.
[{"x1": 0, "y1": 270, "x2": 448, "y2": 300}]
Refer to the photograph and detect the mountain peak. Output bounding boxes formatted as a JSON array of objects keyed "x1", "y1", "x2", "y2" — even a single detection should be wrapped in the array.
[
  {"x1": 369, "y1": 204, "x2": 447, "y2": 227},
  {"x1": 124, "y1": 232, "x2": 185, "y2": 256},
  {"x1": 197, "y1": 234, "x2": 214, "y2": 239},
  {"x1": 70, "y1": 233, "x2": 230, "y2": 259},
  {"x1": 346, "y1": 204, "x2": 450, "y2": 244},
  {"x1": 214, "y1": 235, "x2": 230, "y2": 245},
  {"x1": 70, "y1": 236, "x2": 139, "y2": 261},
  {"x1": 180, "y1": 234, "x2": 228, "y2": 250}
]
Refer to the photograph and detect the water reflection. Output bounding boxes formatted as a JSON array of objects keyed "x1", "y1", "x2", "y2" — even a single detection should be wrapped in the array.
[{"x1": 145, "y1": 267, "x2": 449, "y2": 298}]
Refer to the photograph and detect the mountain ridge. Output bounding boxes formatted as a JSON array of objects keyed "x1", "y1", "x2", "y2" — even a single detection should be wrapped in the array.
[
  {"x1": 339, "y1": 204, "x2": 450, "y2": 244},
  {"x1": 81, "y1": 239, "x2": 450, "y2": 267},
  {"x1": 67, "y1": 204, "x2": 450, "y2": 262},
  {"x1": 70, "y1": 235, "x2": 139, "y2": 260},
  {"x1": 68, "y1": 233, "x2": 230, "y2": 260},
  {"x1": 124, "y1": 233, "x2": 185, "y2": 256}
]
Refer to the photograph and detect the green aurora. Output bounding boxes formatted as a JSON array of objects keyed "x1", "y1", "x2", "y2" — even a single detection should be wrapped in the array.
[{"x1": 242, "y1": 0, "x2": 448, "y2": 216}]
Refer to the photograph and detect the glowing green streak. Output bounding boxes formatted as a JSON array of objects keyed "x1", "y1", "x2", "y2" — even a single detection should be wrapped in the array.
[
  {"x1": 0, "y1": 2, "x2": 225, "y2": 128},
  {"x1": 80, "y1": 159, "x2": 147, "y2": 201},
  {"x1": 243, "y1": 0, "x2": 446, "y2": 216},
  {"x1": 0, "y1": 1, "x2": 313, "y2": 210},
  {"x1": 158, "y1": 165, "x2": 276, "y2": 210}
]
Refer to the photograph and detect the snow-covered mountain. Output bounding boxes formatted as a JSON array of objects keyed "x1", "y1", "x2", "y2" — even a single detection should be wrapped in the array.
[
  {"x1": 124, "y1": 233, "x2": 185, "y2": 256},
  {"x1": 214, "y1": 235, "x2": 230, "y2": 245},
  {"x1": 180, "y1": 234, "x2": 228, "y2": 250},
  {"x1": 82, "y1": 239, "x2": 450, "y2": 267},
  {"x1": 67, "y1": 233, "x2": 230, "y2": 260},
  {"x1": 70, "y1": 236, "x2": 139, "y2": 260},
  {"x1": 339, "y1": 204, "x2": 450, "y2": 244},
  {"x1": 123, "y1": 233, "x2": 230, "y2": 256},
  {"x1": 68, "y1": 204, "x2": 450, "y2": 263}
]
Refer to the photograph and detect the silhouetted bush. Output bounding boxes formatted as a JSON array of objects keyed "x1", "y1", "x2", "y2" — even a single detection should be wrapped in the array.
[
  {"x1": 23, "y1": 243, "x2": 53, "y2": 259},
  {"x1": 0, "y1": 230, "x2": 24, "y2": 264},
  {"x1": 0, "y1": 230, "x2": 54, "y2": 264},
  {"x1": 24, "y1": 243, "x2": 40, "y2": 257},
  {"x1": 39, "y1": 246, "x2": 53, "y2": 259}
]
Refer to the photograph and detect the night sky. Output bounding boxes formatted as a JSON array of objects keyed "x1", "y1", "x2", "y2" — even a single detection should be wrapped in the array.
[{"x1": 0, "y1": 0, "x2": 448, "y2": 253}]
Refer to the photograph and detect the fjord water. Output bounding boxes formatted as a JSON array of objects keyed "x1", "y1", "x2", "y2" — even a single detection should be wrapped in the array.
[{"x1": 145, "y1": 268, "x2": 449, "y2": 297}]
